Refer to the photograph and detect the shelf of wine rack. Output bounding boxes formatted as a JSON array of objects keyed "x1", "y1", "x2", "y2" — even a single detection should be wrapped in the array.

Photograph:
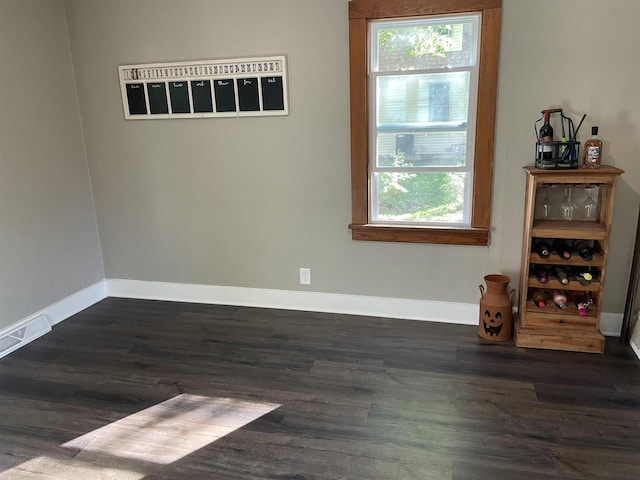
[
  {"x1": 527, "y1": 276, "x2": 600, "y2": 292},
  {"x1": 528, "y1": 251, "x2": 603, "y2": 266},
  {"x1": 524, "y1": 298, "x2": 598, "y2": 320},
  {"x1": 532, "y1": 220, "x2": 607, "y2": 240}
]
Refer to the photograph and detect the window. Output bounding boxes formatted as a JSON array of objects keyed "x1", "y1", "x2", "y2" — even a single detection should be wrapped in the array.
[
  {"x1": 428, "y1": 83, "x2": 451, "y2": 122},
  {"x1": 349, "y1": 0, "x2": 502, "y2": 245}
]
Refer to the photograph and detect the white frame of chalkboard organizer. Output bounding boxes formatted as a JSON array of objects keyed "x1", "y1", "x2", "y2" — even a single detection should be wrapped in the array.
[{"x1": 118, "y1": 55, "x2": 288, "y2": 120}]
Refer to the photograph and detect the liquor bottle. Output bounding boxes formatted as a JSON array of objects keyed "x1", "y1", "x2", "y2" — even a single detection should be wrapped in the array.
[
  {"x1": 535, "y1": 240, "x2": 552, "y2": 259},
  {"x1": 538, "y1": 111, "x2": 554, "y2": 162},
  {"x1": 573, "y1": 293, "x2": 593, "y2": 317},
  {"x1": 552, "y1": 290, "x2": 568, "y2": 309},
  {"x1": 532, "y1": 289, "x2": 547, "y2": 308},
  {"x1": 555, "y1": 267, "x2": 569, "y2": 285},
  {"x1": 582, "y1": 126, "x2": 602, "y2": 168},
  {"x1": 573, "y1": 240, "x2": 594, "y2": 260},
  {"x1": 553, "y1": 239, "x2": 572, "y2": 260},
  {"x1": 533, "y1": 266, "x2": 549, "y2": 284}
]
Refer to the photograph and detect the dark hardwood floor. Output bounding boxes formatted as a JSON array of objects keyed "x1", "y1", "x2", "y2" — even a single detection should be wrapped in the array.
[{"x1": 1, "y1": 297, "x2": 639, "y2": 479}]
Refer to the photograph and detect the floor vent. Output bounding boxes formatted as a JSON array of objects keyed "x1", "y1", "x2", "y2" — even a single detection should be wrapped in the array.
[{"x1": 0, "y1": 314, "x2": 51, "y2": 360}]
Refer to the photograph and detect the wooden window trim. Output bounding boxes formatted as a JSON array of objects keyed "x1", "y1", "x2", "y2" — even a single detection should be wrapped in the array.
[{"x1": 348, "y1": 0, "x2": 502, "y2": 246}]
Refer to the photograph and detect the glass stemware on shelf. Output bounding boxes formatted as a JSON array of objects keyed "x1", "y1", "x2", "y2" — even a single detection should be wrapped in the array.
[
  {"x1": 560, "y1": 186, "x2": 578, "y2": 221},
  {"x1": 582, "y1": 187, "x2": 597, "y2": 220},
  {"x1": 540, "y1": 187, "x2": 553, "y2": 219}
]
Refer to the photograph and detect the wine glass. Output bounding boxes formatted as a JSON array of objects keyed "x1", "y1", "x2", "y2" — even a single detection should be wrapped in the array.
[
  {"x1": 540, "y1": 187, "x2": 553, "y2": 219},
  {"x1": 582, "y1": 187, "x2": 597, "y2": 220},
  {"x1": 560, "y1": 186, "x2": 577, "y2": 221}
]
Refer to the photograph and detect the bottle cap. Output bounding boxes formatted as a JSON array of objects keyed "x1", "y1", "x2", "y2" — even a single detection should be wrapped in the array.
[{"x1": 592, "y1": 126, "x2": 599, "y2": 135}]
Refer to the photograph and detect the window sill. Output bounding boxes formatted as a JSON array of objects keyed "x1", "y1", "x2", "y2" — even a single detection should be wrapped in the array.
[{"x1": 348, "y1": 223, "x2": 490, "y2": 246}]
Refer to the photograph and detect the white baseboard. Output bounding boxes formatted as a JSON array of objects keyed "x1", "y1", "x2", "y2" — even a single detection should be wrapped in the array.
[
  {"x1": 599, "y1": 312, "x2": 624, "y2": 337},
  {"x1": 0, "y1": 280, "x2": 108, "y2": 359},
  {"x1": 631, "y1": 339, "x2": 640, "y2": 361},
  {"x1": 39, "y1": 280, "x2": 108, "y2": 327},
  {"x1": 106, "y1": 279, "x2": 479, "y2": 325},
  {"x1": 107, "y1": 279, "x2": 624, "y2": 336},
  {"x1": 1, "y1": 279, "x2": 626, "y2": 361}
]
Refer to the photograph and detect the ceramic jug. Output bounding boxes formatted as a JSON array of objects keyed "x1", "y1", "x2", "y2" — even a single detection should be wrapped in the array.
[{"x1": 478, "y1": 274, "x2": 515, "y2": 341}]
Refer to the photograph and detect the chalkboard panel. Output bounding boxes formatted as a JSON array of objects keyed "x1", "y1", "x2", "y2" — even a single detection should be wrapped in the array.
[
  {"x1": 120, "y1": 56, "x2": 289, "y2": 119},
  {"x1": 261, "y1": 76, "x2": 285, "y2": 111},
  {"x1": 191, "y1": 80, "x2": 213, "y2": 113},
  {"x1": 214, "y1": 79, "x2": 236, "y2": 112},
  {"x1": 169, "y1": 81, "x2": 191, "y2": 113},
  {"x1": 147, "y1": 82, "x2": 168, "y2": 114},
  {"x1": 237, "y1": 77, "x2": 260, "y2": 112},
  {"x1": 126, "y1": 83, "x2": 147, "y2": 115}
]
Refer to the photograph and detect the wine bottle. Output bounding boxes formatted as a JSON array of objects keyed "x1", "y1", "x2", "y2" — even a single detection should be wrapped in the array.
[
  {"x1": 573, "y1": 266, "x2": 594, "y2": 286},
  {"x1": 535, "y1": 240, "x2": 552, "y2": 259},
  {"x1": 553, "y1": 239, "x2": 572, "y2": 260},
  {"x1": 552, "y1": 290, "x2": 568, "y2": 309},
  {"x1": 533, "y1": 266, "x2": 549, "y2": 284},
  {"x1": 573, "y1": 240, "x2": 594, "y2": 260},
  {"x1": 555, "y1": 267, "x2": 569, "y2": 285},
  {"x1": 582, "y1": 126, "x2": 602, "y2": 168},
  {"x1": 532, "y1": 289, "x2": 547, "y2": 308},
  {"x1": 573, "y1": 293, "x2": 593, "y2": 317},
  {"x1": 538, "y1": 111, "x2": 554, "y2": 162}
]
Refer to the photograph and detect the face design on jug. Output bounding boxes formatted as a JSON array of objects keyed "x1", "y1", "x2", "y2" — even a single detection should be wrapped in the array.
[{"x1": 482, "y1": 308, "x2": 504, "y2": 337}]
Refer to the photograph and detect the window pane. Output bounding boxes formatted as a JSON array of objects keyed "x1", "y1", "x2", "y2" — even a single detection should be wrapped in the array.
[
  {"x1": 377, "y1": 72, "x2": 470, "y2": 125},
  {"x1": 375, "y1": 17, "x2": 477, "y2": 71},
  {"x1": 377, "y1": 131, "x2": 467, "y2": 167},
  {"x1": 373, "y1": 172, "x2": 466, "y2": 223}
]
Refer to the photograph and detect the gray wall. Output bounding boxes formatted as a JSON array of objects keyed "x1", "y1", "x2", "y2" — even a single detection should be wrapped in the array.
[
  {"x1": 62, "y1": 0, "x2": 639, "y2": 313},
  {"x1": 0, "y1": 0, "x2": 104, "y2": 331},
  {"x1": 495, "y1": 0, "x2": 640, "y2": 313}
]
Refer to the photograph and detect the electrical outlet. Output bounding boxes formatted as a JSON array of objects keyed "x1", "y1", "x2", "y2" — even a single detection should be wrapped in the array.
[{"x1": 299, "y1": 268, "x2": 311, "y2": 285}]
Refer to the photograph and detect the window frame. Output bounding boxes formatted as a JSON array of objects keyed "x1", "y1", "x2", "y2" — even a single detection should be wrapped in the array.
[{"x1": 348, "y1": 0, "x2": 502, "y2": 246}]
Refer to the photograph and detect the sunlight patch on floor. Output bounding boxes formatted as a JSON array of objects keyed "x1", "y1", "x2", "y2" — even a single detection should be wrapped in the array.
[
  {"x1": 61, "y1": 394, "x2": 280, "y2": 465},
  {"x1": 1, "y1": 394, "x2": 280, "y2": 477},
  {"x1": 1, "y1": 454, "x2": 144, "y2": 480}
]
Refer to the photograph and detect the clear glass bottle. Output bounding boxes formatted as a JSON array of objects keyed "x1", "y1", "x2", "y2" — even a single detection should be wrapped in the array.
[{"x1": 582, "y1": 126, "x2": 602, "y2": 168}]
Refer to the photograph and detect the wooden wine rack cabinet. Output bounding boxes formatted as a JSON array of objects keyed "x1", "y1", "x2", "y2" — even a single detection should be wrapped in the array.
[{"x1": 515, "y1": 165, "x2": 624, "y2": 353}]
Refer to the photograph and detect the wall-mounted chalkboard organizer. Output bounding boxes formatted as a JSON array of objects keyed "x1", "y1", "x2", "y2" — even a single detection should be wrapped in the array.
[{"x1": 118, "y1": 56, "x2": 288, "y2": 120}]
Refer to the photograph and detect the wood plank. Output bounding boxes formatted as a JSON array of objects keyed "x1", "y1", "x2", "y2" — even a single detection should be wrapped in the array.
[
  {"x1": 349, "y1": 17, "x2": 369, "y2": 226},
  {"x1": 529, "y1": 251, "x2": 604, "y2": 267},
  {"x1": 514, "y1": 317, "x2": 605, "y2": 353},
  {"x1": 349, "y1": 223, "x2": 490, "y2": 245},
  {"x1": 532, "y1": 220, "x2": 608, "y2": 240},
  {"x1": 471, "y1": 6, "x2": 501, "y2": 229},
  {"x1": 349, "y1": 0, "x2": 502, "y2": 19}
]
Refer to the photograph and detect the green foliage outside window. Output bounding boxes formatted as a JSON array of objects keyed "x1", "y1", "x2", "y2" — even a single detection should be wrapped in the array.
[
  {"x1": 378, "y1": 25, "x2": 453, "y2": 60},
  {"x1": 377, "y1": 152, "x2": 464, "y2": 222}
]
